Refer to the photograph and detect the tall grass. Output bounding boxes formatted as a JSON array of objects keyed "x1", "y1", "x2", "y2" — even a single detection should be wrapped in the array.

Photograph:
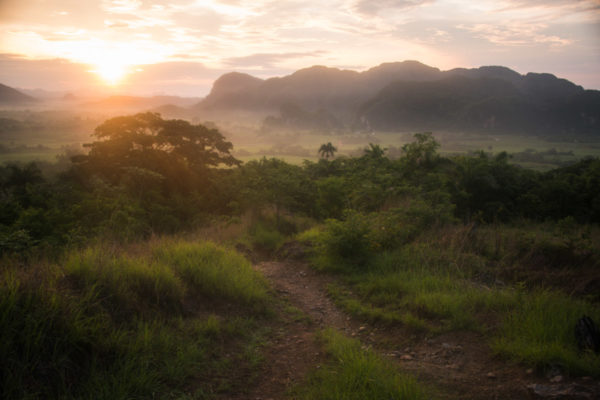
[
  {"x1": 296, "y1": 328, "x2": 426, "y2": 400},
  {"x1": 152, "y1": 240, "x2": 270, "y2": 312},
  {"x1": 65, "y1": 247, "x2": 185, "y2": 318},
  {"x1": 310, "y1": 216, "x2": 600, "y2": 376},
  {"x1": 493, "y1": 290, "x2": 600, "y2": 377},
  {"x1": 0, "y1": 239, "x2": 272, "y2": 399}
]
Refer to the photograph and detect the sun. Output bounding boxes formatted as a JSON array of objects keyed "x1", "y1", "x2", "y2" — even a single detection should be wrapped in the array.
[{"x1": 92, "y1": 61, "x2": 129, "y2": 85}]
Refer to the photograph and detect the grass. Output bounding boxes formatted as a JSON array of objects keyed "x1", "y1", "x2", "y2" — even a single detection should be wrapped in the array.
[
  {"x1": 152, "y1": 240, "x2": 271, "y2": 313},
  {"x1": 309, "y1": 219, "x2": 600, "y2": 377},
  {"x1": 0, "y1": 239, "x2": 273, "y2": 399},
  {"x1": 295, "y1": 328, "x2": 426, "y2": 400},
  {"x1": 326, "y1": 247, "x2": 516, "y2": 332},
  {"x1": 493, "y1": 290, "x2": 600, "y2": 377}
]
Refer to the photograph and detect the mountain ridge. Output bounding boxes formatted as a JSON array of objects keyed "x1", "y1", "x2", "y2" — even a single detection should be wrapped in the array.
[
  {"x1": 196, "y1": 61, "x2": 599, "y2": 137},
  {"x1": 0, "y1": 83, "x2": 37, "y2": 104}
]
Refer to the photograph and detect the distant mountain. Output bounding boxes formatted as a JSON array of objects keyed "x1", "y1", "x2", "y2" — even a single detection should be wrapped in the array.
[
  {"x1": 196, "y1": 61, "x2": 600, "y2": 137},
  {"x1": 197, "y1": 60, "x2": 439, "y2": 115},
  {"x1": 359, "y1": 70, "x2": 597, "y2": 135},
  {"x1": 0, "y1": 83, "x2": 37, "y2": 104}
]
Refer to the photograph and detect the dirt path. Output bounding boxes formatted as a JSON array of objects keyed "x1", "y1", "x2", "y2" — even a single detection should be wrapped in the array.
[{"x1": 235, "y1": 259, "x2": 599, "y2": 400}]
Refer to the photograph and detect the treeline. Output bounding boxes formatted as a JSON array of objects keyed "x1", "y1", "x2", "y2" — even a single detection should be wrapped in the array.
[{"x1": 2, "y1": 113, "x2": 599, "y2": 255}]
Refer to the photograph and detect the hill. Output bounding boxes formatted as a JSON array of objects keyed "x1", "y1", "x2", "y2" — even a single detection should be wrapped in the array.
[
  {"x1": 195, "y1": 61, "x2": 600, "y2": 138},
  {"x1": 0, "y1": 83, "x2": 37, "y2": 104}
]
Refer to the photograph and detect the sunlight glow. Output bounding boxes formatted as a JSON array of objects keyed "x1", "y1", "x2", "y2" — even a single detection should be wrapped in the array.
[{"x1": 91, "y1": 62, "x2": 129, "y2": 85}]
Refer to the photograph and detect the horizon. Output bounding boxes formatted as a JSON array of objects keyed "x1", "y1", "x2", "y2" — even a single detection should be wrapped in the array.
[
  {"x1": 3, "y1": 60, "x2": 600, "y2": 100},
  {"x1": 1, "y1": 0, "x2": 599, "y2": 97}
]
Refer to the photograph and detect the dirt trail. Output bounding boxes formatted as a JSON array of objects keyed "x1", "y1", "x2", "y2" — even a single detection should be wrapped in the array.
[{"x1": 234, "y1": 259, "x2": 599, "y2": 400}]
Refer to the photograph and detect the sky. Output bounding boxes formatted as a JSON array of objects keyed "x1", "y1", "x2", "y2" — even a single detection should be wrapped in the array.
[{"x1": 0, "y1": 0, "x2": 599, "y2": 97}]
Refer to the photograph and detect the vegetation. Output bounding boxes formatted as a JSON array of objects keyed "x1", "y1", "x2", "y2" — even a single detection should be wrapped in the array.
[
  {"x1": 0, "y1": 239, "x2": 270, "y2": 399},
  {"x1": 318, "y1": 142, "x2": 337, "y2": 159},
  {"x1": 304, "y1": 216, "x2": 600, "y2": 376},
  {"x1": 1, "y1": 113, "x2": 599, "y2": 397},
  {"x1": 296, "y1": 329, "x2": 425, "y2": 400}
]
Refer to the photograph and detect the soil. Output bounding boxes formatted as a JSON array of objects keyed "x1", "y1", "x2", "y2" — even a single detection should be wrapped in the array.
[{"x1": 227, "y1": 257, "x2": 600, "y2": 400}]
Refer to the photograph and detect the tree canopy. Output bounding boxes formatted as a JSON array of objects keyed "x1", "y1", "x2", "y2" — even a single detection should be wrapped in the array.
[
  {"x1": 72, "y1": 113, "x2": 240, "y2": 193},
  {"x1": 318, "y1": 142, "x2": 337, "y2": 159}
]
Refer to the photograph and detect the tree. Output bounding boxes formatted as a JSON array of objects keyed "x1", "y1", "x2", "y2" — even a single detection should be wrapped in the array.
[
  {"x1": 318, "y1": 142, "x2": 337, "y2": 159},
  {"x1": 401, "y1": 132, "x2": 439, "y2": 167},
  {"x1": 72, "y1": 113, "x2": 240, "y2": 194},
  {"x1": 363, "y1": 143, "x2": 386, "y2": 160}
]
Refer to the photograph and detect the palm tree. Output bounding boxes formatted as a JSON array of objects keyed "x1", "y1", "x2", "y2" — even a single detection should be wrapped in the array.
[{"x1": 318, "y1": 142, "x2": 337, "y2": 159}]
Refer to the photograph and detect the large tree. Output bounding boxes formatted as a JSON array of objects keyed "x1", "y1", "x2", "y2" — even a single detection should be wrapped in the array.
[{"x1": 72, "y1": 113, "x2": 240, "y2": 194}]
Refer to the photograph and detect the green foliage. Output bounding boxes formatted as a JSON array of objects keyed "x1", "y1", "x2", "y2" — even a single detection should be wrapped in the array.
[
  {"x1": 0, "y1": 240, "x2": 272, "y2": 399},
  {"x1": 247, "y1": 221, "x2": 286, "y2": 253},
  {"x1": 315, "y1": 198, "x2": 456, "y2": 270},
  {"x1": 318, "y1": 142, "x2": 337, "y2": 159},
  {"x1": 326, "y1": 246, "x2": 515, "y2": 332},
  {"x1": 493, "y1": 290, "x2": 600, "y2": 376},
  {"x1": 73, "y1": 112, "x2": 240, "y2": 190},
  {"x1": 401, "y1": 132, "x2": 440, "y2": 168},
  {"x1": 296, "y1": 328, "x2": 426, "y2": 400},
  {"x1": 311, "y1": 220, "x2": 600, "y2": 376},
  {"x1": 318, "y1": 211, "x2": 374, "y2": 267},
  {"x1": 235, "y1": 157, "x2": 316, "y2": 218},
  {"x1": 65, "y1": 247, "x2": 184, "y2": 318},
  {"x1": 315, "y1": 176, "x2": 348, "y2": 219},
  {"x1": 152, "y1": 240, "x2": 270, "y2": 312}
]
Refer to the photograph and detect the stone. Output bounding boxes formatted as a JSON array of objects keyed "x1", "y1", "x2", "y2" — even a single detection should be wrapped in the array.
[
  {"x1": 486, "y1": 372, "x2": 496, "y2": 379},
  {"x1": 527, "y1": 383, "x2": 599, "y2": 399}
]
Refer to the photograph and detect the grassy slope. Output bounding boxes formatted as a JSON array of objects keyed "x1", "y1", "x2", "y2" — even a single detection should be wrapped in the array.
[{"x1": 0, "y1": 239, "x2": 271, "y2": 399}]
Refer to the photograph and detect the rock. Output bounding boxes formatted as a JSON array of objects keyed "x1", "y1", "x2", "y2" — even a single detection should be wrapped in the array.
[
  {"x1": 400, "y1": 354, "x2": 413, "y2": 360},
  {"x1": 575, "y1": 315, "x2": 600, "y2": 354},
  {"x1": 486, "y1": 372, "x2": 496, "y2": 379},
  {"x1": 527, "y1": 383, "x2": 600, "y2": 399},
  {"x1": 358, "y1": 326, "x2": 366, "y2": 331}
]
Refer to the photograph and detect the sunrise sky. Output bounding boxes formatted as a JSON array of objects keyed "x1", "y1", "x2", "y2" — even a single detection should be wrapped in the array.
[{"x1": 1, "y1": 0, "x2": 599, "y2": 97}]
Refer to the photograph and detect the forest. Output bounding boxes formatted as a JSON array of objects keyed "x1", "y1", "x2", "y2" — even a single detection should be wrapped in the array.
[{"x1": 1, "y1": 113, "x2": 599, "y2": 399}]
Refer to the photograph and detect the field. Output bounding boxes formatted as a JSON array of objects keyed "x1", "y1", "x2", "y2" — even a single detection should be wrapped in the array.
[{"x1": 3, "y1": 108, "x2": 600, "y2": 169}]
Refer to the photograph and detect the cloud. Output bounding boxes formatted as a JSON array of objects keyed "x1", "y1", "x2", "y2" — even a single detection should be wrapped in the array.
[
  {"x1": 0, "y1": 53, "x2": 96, "y2": 91},
  {"x1": 354, "y1": 0, "x2": 434, "y2": 16},
  {"x1": 458, "y1": 22, "x2": 572, "y2": 47},
  {"x1": 225, "y1": 51, "x2": 328, "y2": 68},
  {"x1": 123, "y1": 61, "x2": 223, "y2": 96},
  {"x1": 0, "y1": 54, "x2": 224, "y2": 96},
  {"x1": 502, "y1": 0, "x2": 600, "y2": 11}
]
